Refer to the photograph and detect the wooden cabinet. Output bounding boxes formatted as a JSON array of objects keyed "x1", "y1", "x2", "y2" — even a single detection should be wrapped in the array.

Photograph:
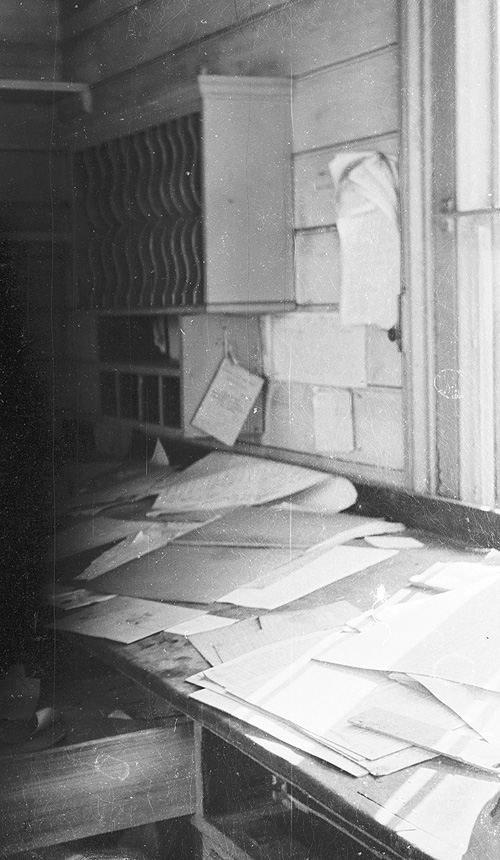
[{"x1": 73, "y1": 75, "x2": 294, "y2": 313}]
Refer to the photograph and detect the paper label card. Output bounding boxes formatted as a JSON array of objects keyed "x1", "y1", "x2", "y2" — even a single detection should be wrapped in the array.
[
  {"x1": 191, "y1": 357, "x2": 264, "y2": 446},
  {"x1": 313, "y1": 388, "x2": 355, "y2": 453}
]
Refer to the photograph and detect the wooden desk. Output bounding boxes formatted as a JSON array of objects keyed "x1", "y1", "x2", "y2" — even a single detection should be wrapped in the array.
[{"x1": 62, "y1": 534, "x2": 500, "y2": 860}]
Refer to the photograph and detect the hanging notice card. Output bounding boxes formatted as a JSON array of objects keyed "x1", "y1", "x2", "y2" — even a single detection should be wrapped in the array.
[{"x1": 191, "y1": 357, "x2": 264, "y2": 446}]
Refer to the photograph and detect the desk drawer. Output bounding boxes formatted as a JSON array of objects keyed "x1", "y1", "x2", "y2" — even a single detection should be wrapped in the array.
[{"x1": 0, "y1": 719, "x2": 195, "y2": 855}]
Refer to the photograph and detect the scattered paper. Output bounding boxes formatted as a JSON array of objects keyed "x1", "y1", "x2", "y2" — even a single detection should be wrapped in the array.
[
  {"x1": 64, "y1": 464, "x2": 175, "y2": 511},
  {"x1": 51, "y1": 517, "x2": 153, "y2": 560},
  {"x1": 151, "y1": 452, "x2": 327, "y2": 514},
  {"x1": 217, "y1": 546, "x2": 397, "y2": 609},
  {"x1": 50, "y1": 596, "x2": 203, "y2": 644},
  {"x1": 411, "y1": 675, "x2": 500, "y2": 747},
  {"x1": 283, "y1": 475, "x2": 357, "y2": 514},
  {"x1": 150, "y1": 439, "x2": 169, "y2": 466},
  {"x1": 189, "y1": 687, "x2": 368, "y2": 777},
  {"x1": 350, "y1": 708, "x2": 500, "y2": 774},
  {"x1": 190, "y1": 645, "x2": 461, "y2": 769},
  {"x1": 365, "y1": 535, "x2": 424, "y2": 550},
  {"x1": 48, "y1": 589, "x2": 116, "y2": 611},
  {"x1": 410, "y1": 561, "x2": 500, "y2": 591},
  {"x1": 257, "y1": 601, "x2": 360, "y2": 638},
  {"x1": 91, "y1": 544, "x2": 302, "y2": 605},
  {"x1": 319, "y1": 577, "x2": 500, "y2": 692},
  {"x1": 189, "y1": 602, "x2": 357, "y2": 667},
  {"x1": 76, "y1": 521, "x2": 207, "y2": 580},
  {"x1": 174, "y1": 506, "x2": 404, "y2": 550},
  {"x1": 167, "y1": 614, "x2": 236, "y2": 637},
  {"x1": 191, "y1": 356, "x2": 264, "y2": 446}
]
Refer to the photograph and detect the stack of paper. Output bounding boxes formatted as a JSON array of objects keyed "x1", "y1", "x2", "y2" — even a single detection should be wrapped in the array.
[
  {"x1": 317, "y1": 571, "x2": 500, "y2": 774},
  {"x1": 187, "y1": 623, "x2": 446, "y2": 778},
  {"x1": 188, "y1": 560, "x2": 500, "y2": 779}
]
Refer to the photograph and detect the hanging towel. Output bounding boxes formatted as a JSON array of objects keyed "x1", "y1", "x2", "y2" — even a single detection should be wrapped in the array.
[{"x1": 328, "y1": 151, "x2": 400, "y2": 330}]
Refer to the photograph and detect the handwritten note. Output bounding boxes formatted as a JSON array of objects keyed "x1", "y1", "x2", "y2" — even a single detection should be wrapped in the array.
[{"x1": 191, "y1": 357, "x2": 264, "y2": 446}]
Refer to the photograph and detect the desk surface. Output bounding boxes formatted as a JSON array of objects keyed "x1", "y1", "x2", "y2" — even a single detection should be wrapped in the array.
[{"x1": 62, "y1": 527, "x2": 500, "y2": 860}]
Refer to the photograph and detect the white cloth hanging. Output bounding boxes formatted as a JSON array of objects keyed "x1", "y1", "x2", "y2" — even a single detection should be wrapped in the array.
[{"x1": 328, "y1": 151, "x2": 400, "y2": 330}]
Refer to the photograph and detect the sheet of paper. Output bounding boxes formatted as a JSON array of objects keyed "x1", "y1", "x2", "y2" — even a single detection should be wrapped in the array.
[
  {"x1": 351, "y1": 708, "x2": 500, "y2": 773},
  {"x1": 313, "y1": 388, "x2": 355, "y2": 453},
  {"x1": 276, "y1": 474, "x2": 358, "y2": 514},
  {"x1": 319, "y1": 577, "x2": 500, "y2": 693},
  {"x1": 76, "y1": 520, "x2": 209, "y2": 580},
  {"x1": 365, "y1": 746, "x2": 437, "y2": 777},
  {"x1": 50, "y1": 596, "x2": 203, "y2": 644},
  {"x1": 328, "y1": 152, "x2": 400, "y2": 330},
  {"x1": 91, "y1": 544, "x2": 302, "y2": 605},
  {"x1": 257, "y1": 601, "x2": 359, "y2": 637},
  {"x1": 217, "y1": 546, "x2": 396, "y2": 609},
  {"x1": 51, "y1": 517, "x2": 153, "y2": 560},
  {"x1": 190, "y1": 599, "x2": 359, "y2": 666},
  {"x1": 364, "y1": 766, "x2": 500, "y2": 858},
  {"x1": 191, "y1": 357, "x2": 264, "y2": 446},
  {"x1": 167, "y1": 614, "x2": 236, "y2": 637},
  {"x1": 48, "y1": 588, "x2": 116, "y2": 610},
  {"x1": 265, "y1": 312, "x2": 367, "y2": 388},
  {"x1": 188, "y1": 600, "x2": 357, "y2": 665},
  {"x1": 151, "y1": 452, "x2": 327, "y2": 514},
  {"x1": 410, "y1": 561, "x2": 500, "y2": 591},
  {"x1": 197, "y1": 631, "x2": 340, "y2": 700},
  {"x1": 150, "y1": 439, "x2": 170, "y2": 466},
  {"x1": 365, "y1": 535, "x2": 424, "y2": 549},
  {"x1": 412, "y1": 675, "x2": 500, "y2": 747},
  {"x1": 189, "y1": 687, "x2": 368, "y2": 777},
  {"x1": 173, "y1": 506, "x2": 404, "y2": 550},
  {"x1": 64, "y1": 464, "x2": 175, "y2": 511}
]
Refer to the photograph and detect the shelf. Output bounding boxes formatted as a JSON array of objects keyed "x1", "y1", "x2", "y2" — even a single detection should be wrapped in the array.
[
  {"x1": 100, "y1": 361, "x2": 180, "y2": 377},
  {"x1": 0, "y1": 79, "x2": 91, "y2": 112}
]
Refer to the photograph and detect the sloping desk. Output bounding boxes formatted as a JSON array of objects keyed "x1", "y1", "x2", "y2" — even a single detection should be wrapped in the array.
[{"x1": 53, "y1": 534, "x2": 500, "y2": 860}]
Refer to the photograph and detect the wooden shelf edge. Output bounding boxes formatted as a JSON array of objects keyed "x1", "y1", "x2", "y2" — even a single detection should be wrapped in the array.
[
  {"x1": 100, "y1": 361, "x2": 180, "y2": 377},
  {"x1": 80, "y1": 303, "x2": 296, "y2": 316},
  {"x1": 0, "y1": 79, "x2": 91, "y2": 111}
]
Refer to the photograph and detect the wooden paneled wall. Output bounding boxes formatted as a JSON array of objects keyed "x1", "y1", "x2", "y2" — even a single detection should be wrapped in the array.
[
  {"x1": 0, "y1": 1, "x2": 71, "y2": 438},
  {"x1": 0, "y1": 0, "x2": 59, "y2": 80},
  {"x1": 59, "y1": 0, "x2": 403, "y2": 484}
]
